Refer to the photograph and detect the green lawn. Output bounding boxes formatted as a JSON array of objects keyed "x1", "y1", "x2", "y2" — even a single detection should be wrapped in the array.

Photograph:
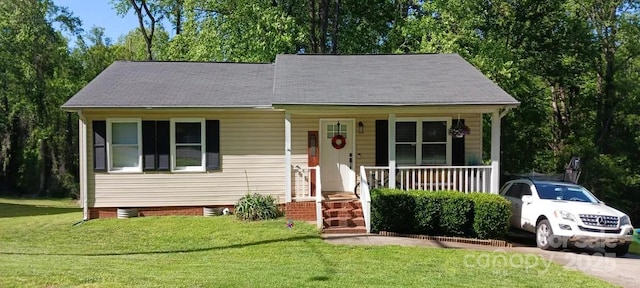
[
  {"x1": 0, "y1": 198, "x2": 614, "y2": 288},
  {"x1": 631, "y1": 230, "x2": 640, "y2": 255}
]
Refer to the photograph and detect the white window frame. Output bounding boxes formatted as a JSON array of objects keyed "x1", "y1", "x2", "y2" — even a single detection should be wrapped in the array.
[
  {"x1": 106, "y1": 118, "x2": 142, "y2": 173},
  {"x1": 170, "y1": 118, "x2": 206, "y2": 172},
  {"x1": 396, "y1": 117, "x2": 452, "y2": 166}
]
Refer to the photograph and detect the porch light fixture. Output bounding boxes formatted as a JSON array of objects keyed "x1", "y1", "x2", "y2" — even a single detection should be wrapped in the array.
[{"x1": 358, "y1": 121, "x2": 364, "y2": 134}]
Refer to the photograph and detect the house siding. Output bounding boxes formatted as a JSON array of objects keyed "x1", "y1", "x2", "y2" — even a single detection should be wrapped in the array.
[
  {"x1": 83, "y1": 109, "x2": 484, "y2": 208},
  {"x1": 85, "y1": 110, "x2": 286, "y2": 208}
]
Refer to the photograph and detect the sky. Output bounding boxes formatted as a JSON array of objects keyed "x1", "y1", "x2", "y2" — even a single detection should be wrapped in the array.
[{"x1": 54, "y1": 0, "x2": 139, "y2": 43}]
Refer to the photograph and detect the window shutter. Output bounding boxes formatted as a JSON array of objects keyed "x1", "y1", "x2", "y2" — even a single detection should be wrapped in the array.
[
  {"x1": 375, "y1": 120, "x2": 389, "y2": 166},
  {"x1": 452, "y1": 119, "x2": 465, "y2": 166},
  {"x1": 156, "y1": 121, "x2": 170, "y2": 170},
  {"x1": 142, "y1": 121, "x2": 156, "y2": 170},
  {"x1": 93, "y1": 120, "x2": 107, "y2": 171},
  {"x1": 206, "y1": 120, "x2": 220, "y2": 170}
]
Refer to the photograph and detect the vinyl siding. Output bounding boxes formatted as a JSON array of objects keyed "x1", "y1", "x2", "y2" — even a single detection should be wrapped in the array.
[
  {"x1": 83, "y1": 108, "x2": 485, "y2": 207},
  {"x1": 85, "y1": 110, "x2": 285, "y2": 207}
]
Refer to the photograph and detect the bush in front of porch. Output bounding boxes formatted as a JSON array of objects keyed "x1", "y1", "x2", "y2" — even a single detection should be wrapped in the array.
[{"x1": 371, "y1": 189, "x2": 511, "y2": 240}]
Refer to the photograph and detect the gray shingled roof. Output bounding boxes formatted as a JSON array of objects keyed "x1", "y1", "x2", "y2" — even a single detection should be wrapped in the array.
[
  {"x1": 273, "y1": 54, "x2": 519, "y2": 106},
  {"x1": 62, "y1": 54, "x2": 519, "y2": 109},
  {"x1": 62, "y1": 61, "x2": 275, "y2": 108}
]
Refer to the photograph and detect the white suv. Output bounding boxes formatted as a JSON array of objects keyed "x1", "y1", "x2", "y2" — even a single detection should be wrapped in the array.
[{"x1": 500, "y1": 179, "x2": 635, "y2": 257}]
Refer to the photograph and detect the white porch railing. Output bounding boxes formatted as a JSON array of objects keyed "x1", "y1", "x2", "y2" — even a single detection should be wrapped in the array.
[
  {"x1": 360, "y1": 165, "x2": 372, "y2": 233},
  {"x1": 293, "y1": 165, "x2": 319, "y2": 200},
  {"x1": 361, "y1": 165, "x2": 493, "y2": 193},
  {"x1": 397, "y1": 166, "x2": 493, "y2": 193},
  {"x1": 291, "y1": 165, "x2": 322, "y2": 229}
]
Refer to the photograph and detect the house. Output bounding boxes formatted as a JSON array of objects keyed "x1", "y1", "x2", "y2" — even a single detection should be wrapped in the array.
[{"x1": 62, "y1": 54, "x2": 519, "y2": 232}]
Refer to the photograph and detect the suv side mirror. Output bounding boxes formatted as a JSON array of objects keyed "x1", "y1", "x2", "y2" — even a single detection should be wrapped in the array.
[{"x1": 521, "y1": 195, "x2": 533, "y2": 204}]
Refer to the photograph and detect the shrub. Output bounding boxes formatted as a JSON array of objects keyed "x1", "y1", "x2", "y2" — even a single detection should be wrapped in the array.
[
  {"x1": 413, "y1": 190, "x2": 440, "y2": 234},
  {"x1": 234, "y1": 193, "x2": 281, "y2": 221},
  {"x1": 371, "y1": 188, "x2": 417, "y2": 233},
  {"x1": 371, "y1": 189, "x2": 511, "y2": 239},
  {"x1": 467, "y1": 193, "x2": 511, "y2": 239},
  {"x1": 433, "y1": 191, "x2": 473, "y2": 236}
]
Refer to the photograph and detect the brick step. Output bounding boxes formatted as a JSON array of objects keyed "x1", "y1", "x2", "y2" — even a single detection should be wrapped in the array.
[
  {"x1": 322, "y1": 227, "x2": 367, "y2": 234},
  {"x1": 323, "y1": 216, "x2": 365, "y2": 228},
  {"x1": 322, "y1": 207, "x2": 364, "y2": 218},
  {"x1": 322, "y1": 200, "x2": 362, "y2": 210}
]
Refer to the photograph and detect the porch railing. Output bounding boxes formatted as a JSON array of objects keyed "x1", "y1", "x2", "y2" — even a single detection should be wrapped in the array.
[
  {"x1": 359, "y1": 165, "x2": 372, "y2": 233},
  {"x1": 361, "y1": 165, "x2": 493, "y2": 193},
  {"x1": 293, "y1": 165, "x2": 319, "y2": 200}
]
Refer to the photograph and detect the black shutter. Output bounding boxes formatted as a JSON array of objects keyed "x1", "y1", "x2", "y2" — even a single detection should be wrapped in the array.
[
  {"x1": 375, "y1": 120, "x2": 389, "y2": 166},
  {"x1": 93, "y1": 120, "x2": 107, "y2": 171},
  {"x1": 156, "y1": 121, "x2": 170, "y2": 170},
  {"x1": 452, "y1": 119, "x2": 465, "y2": 166},
  {"x1": 206, "y1": 120, "x2": 220, "y2": 170},
  {"x1": 142, "y1": 121, "x2": 156, "y2": 170}
]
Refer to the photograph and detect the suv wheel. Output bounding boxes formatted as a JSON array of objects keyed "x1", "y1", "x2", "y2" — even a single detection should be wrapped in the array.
[
  {"x1": 605, "y1": 244, "x2": 629, "y2": 257},
  {"x1": 536, "y1": 219, "x2": 556, "y2": 250}
]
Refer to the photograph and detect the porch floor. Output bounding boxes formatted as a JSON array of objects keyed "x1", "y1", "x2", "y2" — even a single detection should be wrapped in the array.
[{"x1": 322, "y1": 191, "x2": 358, "y2": 202}]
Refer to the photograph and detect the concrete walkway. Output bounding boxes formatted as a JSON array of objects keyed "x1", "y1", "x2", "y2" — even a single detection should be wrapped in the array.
[{"x1": 323, "y1": 234, "x2": 640, "y2": 288}]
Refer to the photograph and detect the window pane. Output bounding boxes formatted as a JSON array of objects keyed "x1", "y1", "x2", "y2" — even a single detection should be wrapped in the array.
[
  {"x1": 176, "y1": 146, "x2": 202, "y2": 167},
  {"x1": 112, "y1": 123, "x2": 138, "y2": 145},
  {"x1": 176, "y1": 122, "x2": 201, "y2": 144},
  {"x1": 422, "y1": 121, "x2": 447, "y2": 142},
  {"x1": 112, "y1": 146, "x2": 139, "y2": 168},
  {"x1": 396, "y1": 122, "x2": 416, "y2": 142},
  {"x1": 422, "y1": 144, "x2": 446, "y2": 165},
  {"x1": 396, "y1": 144, "x2": 416, "y2": 165}
]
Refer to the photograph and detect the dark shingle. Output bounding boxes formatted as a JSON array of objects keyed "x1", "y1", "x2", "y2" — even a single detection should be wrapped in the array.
[
  {"x1": 62, "y1": 61, "x2": 275, "y2": 108},
  {"x1": 273, "y1": 54, "x2": 519, "y2": 106}
]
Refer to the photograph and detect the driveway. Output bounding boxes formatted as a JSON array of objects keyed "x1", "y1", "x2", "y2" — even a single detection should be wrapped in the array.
[
  {"x1": 323, "y1": 233, "x2": 640, "y2": 287},
  {"x1": 507, "y1": 234, "x2": 640, "y2": 288}
]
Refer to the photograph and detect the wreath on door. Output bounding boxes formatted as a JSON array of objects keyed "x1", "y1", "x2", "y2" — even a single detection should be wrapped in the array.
[{"x1": 331, "y1": 134, "x2": 346, "y2": 149}]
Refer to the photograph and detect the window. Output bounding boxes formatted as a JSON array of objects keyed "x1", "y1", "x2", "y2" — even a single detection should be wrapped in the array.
[
  {"x1": 107, "y1": 119, "x2": 142, "y2": 172},
  {"x1": 395, "y1": 118, "x2": 451, "y2": 166},
  {"x1": 171, "y1": 118, "x2": 205, "y2": 171}
]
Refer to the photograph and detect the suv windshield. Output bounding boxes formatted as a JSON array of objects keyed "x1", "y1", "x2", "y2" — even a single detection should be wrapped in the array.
[{"x1": 534, "y1": 182, "x2": 599, "y2": 203}]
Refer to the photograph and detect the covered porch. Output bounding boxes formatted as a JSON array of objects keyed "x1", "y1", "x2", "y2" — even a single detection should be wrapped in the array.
[{"x1": 282, "y1": 108, "x2": 511, "y2": 232}]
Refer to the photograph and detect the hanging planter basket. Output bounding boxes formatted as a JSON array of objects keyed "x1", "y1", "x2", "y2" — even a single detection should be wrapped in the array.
[{"x1": 449, "y1": 124, "x2": 470, "y2": 138}]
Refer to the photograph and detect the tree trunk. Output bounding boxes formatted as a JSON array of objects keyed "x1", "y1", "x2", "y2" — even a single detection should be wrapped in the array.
[
  {"x1": 319, "y1": 0, "x2": 329, "y2": 53},
  {"x1": 309, "y1": 0, "x2": 317, "y2": 53},
  {"x1": 331, "y1": 0, "x2": 340, "y2": 54}
]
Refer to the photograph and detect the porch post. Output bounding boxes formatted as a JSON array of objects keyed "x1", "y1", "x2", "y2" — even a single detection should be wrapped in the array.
[
  {"x1": 490, "y1": 111, "x2": 501, "y2": 194},
  {"x1": 388, "y1": 113, "x2": 396, "y2": 188},
  {"x1": 285, "y1": 112, "x2": 292, "y2": 203},
  {"x1": 79, "y1": 114, "x2": 88, "y2": 220}
]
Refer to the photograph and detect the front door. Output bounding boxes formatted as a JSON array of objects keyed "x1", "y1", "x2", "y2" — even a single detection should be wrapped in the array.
[{"x1": 320, "y1": 119, "x2": 355, "y2": 192}]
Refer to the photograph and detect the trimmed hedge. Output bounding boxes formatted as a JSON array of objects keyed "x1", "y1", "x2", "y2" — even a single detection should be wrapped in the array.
[{"x1": 371, "y1": 189, "x2": 511, "y2": 239}]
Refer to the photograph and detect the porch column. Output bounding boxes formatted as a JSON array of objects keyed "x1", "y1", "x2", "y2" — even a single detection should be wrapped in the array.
[
  {"x1": 284, "y1": 112, "x2": 292, "y2": 203},
  {"x1": 79, "y1": 115, "x2": 88, "y2": 220},
  {"x1": 388, "y1": 113, "x2": 396, "y2": 188},
  {"x1": 490, "y1": 111, "x2": 501, "y2": 194}
]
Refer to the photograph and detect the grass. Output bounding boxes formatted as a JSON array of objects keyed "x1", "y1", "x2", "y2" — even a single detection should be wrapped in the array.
[
  {"x1": 0, "y1": 198, "x2": 614, "y2": 288},
  {"x1": 631, "y1": 230, "x2": 640, "y2": 255}
]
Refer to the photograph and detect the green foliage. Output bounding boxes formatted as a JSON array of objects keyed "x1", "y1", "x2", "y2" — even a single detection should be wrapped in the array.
[
  {"x1": 371, "y1": 189, "x2": 510, "y2": 239},
  {"x1": 437, "y1": 192, "x2": 474, "y2": 236},
  {"x1": 467, "y1": 193, "x2": 512, "y2": 239},
  {"x1": 234, "y1": 193, "x2": 281, "y2": 221},
  {"x1": 371, "y1": 189, "x2": 418, "y2": 233}
]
